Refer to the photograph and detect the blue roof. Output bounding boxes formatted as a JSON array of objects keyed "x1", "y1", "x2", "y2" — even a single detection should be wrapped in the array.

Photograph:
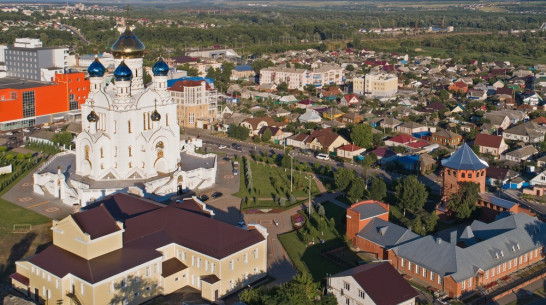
[
  {"x1": 397, "y1": 155, "x2": 419, "y2": 165},
  {"x1": 113, "y1": 61, "x2": 132, "y2": 81},
  {"x1": 441, "y1": 143, "x2": 488, "y2": 170},
  {"x1": 235, "y1": 65, "x2": 253, "y2": 72},
  {"x1": 167, "y1": 77, "x2": 214, "y2": 88},
  {"x1": 152, "y1": 58, "x2": 169, "y2": 76},
  {"x1": 88, "y1": 57, "x2": 105, "y2": 77}
]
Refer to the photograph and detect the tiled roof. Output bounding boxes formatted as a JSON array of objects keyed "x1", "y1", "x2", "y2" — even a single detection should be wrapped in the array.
[
  {"x1": 474, "y1": 133, "x2": 503, "y2": 149},
  {"x1": 441, "y1": 143, "x2": 488, "y2": 170},
  {"x1": 387, "y1": 134, "x2": 416, "y2": 144},
  {"x1": 71, "y1": 205, "x2": 121, "y2": 240}
]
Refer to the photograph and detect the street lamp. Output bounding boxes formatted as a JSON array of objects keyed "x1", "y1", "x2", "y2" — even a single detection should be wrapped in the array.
[
  {"x1": 304, "y1": 174, "x2": 313, "y2": 216},
  {"x1": 290, "y1": 151, "x2": 294, "y2": 193}
]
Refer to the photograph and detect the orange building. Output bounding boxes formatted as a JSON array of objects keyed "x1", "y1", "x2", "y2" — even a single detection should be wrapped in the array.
[
  {"x1": 441, "y1": 143, "x2": 488, "y2": 198},
  {"x1": 0, "y1": 72, "x2": 89, "y2": 130}
]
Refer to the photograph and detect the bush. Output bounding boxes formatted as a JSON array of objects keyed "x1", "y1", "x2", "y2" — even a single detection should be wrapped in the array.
[{"x1": 279, "y1": 198, "x2": 286, "y2": 206}]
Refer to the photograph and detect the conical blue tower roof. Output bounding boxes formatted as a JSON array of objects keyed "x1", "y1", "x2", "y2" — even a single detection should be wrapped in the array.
[
  {"x1": 88, "y1": 57, "x2": 106, "y2": 77},
  {"x1": 152, "y1": 57, "x2": 169, "y2": 76},
  {"x1": 114, "y1": 60, "x2": 132, "y2": 81},
  {"x1": 441, "y1": 143, "x2": 488, "y2": 170}
]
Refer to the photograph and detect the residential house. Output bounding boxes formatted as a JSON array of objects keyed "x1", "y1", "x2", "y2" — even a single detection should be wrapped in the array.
[
  {"x1": 337, "y1": 144, "x2": 366, "y2": 159},
  {"x1": 298, "y1": 108, "x2": 322, "y2": 124},
  {"x1": 304, "y1": 128, "x2": 349, "y2": 153},
  {"x1": 474, "y1": 133, "x2": 508, "y2": 157},
  {"x1": 258, "y1": 126, "x2": 291, "y2": 143},
  {"x1": 504, "y1": 145, "x2": 538, "y2": 162},
  {"x1": 536, "y1": 155, "x2": 546, "y2": 168},
  {"x1": 278, "y1": 95, "x2": 298, "y2": 104},
  {"x1": 483, "y1": 113, "x2": 511, "y2": 130},
  {"x1": 322, "y1": 108, "x2": 345, "y2": 121},
  {"x1": 503, "y1": 121, "x2": 546, "y2": 144},
  {"x1": 328, "y1": 263, "x2": 418, "y2": 305},
  {"x1": 259, "y1": 66, "x2": 307, "y2": 90},
  {"x1": 384, "y1": 134, "x2": 417, "y2": 148},
  {"x1": 11, "y1": 194, "x2": 268, "y2": 304},
  {"x1": 370, "y1": 147, "x2": 398, "y2": 165},
  {"x1": 448, "y1": 81, "x2": 468, "y2": 94},
  {"x1": 297, "y1": 99, "x2": 315, "y2": 109},
  {"x1": 286, "y1": 133, "x2": 309, "y2": 149},
  {"x1": 519, "y1": 91, "x2": 542, "y2": 106},
  {"x1": 395, "y1": 122, "x2": 429, "y2": 135},
  {"x1": 419, "y1": 153, "x2": 436, "y2": 174},
  {"x1": 341, "y1": 113, "x2": 364, "y2": 125},
  {"x1": 430, "y1": 130, "x2": 462, "y2": 146},
  {"x1": 29, "y1": 130, "x2": 55, "y2": 145},
  {"x1": 379, "y1": 117, "x2": 402, "y2": 130},
  {"x1": 340, "y1": 94, "x2": 360, "y2": 106},
  {"x1": 530, "y1": 170, "x2": 546, "y2": 186},
  {"x1": 271, "y1": 108, "x2": 290, "y2": 118},
  {"x1": 468, "y1": 89, "x2": 487, "y2": 101},
  {"x1": 230, "y1": 65, "x2": 255, "y2": 80},
  {"x1": 240, "y1": 117, "x2": 276, "y2": 136},
  {"x1": 486, "y1": 166, "x2": 519, "y2": 187},
  {"x1": 451, "y1": 104, "x2": 466, "y2": 113}
]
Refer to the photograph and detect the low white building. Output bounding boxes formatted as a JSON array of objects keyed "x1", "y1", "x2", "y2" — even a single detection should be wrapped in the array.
[{"x1": 328, "y1": 262, "x2": 418, "y2": 305}]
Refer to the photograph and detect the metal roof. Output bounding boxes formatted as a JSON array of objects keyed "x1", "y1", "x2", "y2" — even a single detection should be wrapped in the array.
[
  {"x1": 353, "y1": 203, "x2": 388, "y2": 220},
  {"x1": 358, "y1": 218, "x2": 419, "y2": 249},
  {"x1": 441, "y1": 143, "x2": 489, "y2": 170}
]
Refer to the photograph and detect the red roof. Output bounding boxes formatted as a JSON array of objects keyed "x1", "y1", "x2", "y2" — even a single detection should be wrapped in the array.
[
  {"x1": 387, "y1": 134, "x2": 416, "y2": 144},
  {"x1": 370, "y1": 147, "x2": 396, "y2": 158},
  {"x1": 10, "y1": 273, "x2": 29, "y2": 286},
  {"x1": 475, "y1": 133, "x2": 503, "y2": 148},
  {"x1": 168, "y1": 80, "x2": 211, "y2": 92},
  {"x1": 338, "y1": 144, "x2": 363, "y2": 151},
  {"x1": 406, "y1": 140, "x2": 429, "y2": 149},
  {"x1": 533, "y1": 116, "x2": 546, "y2": 124},
  {"x1": 452, "y1": 81, "x2": 468, "y2": 89}
]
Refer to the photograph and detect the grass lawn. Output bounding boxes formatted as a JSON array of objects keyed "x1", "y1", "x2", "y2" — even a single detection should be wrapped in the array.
[
  {"x1": 236, "y1": 160, "x2": 320, "y2": 210},
  {"x1": 279, "y1": 201, "x2": 359, "y2": 282},
  {"x1": 0, "y1": 159, "x2": 51, "y2": 289}
]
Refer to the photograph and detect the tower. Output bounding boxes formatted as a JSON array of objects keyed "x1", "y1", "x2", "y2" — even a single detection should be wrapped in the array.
[
  {"x1": 441, "y1": 143, "x2": 488, "y2": 198},
  {"x1": 76, "y1": 27, "x2": 180, "y2": 181}
]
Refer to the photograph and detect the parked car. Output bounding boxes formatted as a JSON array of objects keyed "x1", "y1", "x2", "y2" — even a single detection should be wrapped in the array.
[
  {"x1": 218, "y1": 144, "x2": 227, "y2": 149},
  {"x1": 5, "y1": 132, "x2": 13, "y2": 136},
  {"x1": 316, "y1": 153, "x2": 330, "y2": 160},
  {"x1": 212, "y1": 191, "x2": 223, "y2": 199},
  {"x1": 233, "y1": 161, "x2": 240, "y2": 175},
  {"x1": 199, "y1": 194, "x2": 209, "y2": 202}
]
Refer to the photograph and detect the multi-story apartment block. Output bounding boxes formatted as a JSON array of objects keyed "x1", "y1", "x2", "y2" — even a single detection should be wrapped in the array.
[
  {"x1": 352, "y1": 76, "x2": 365, "y2": 95},
  {"x1": 169, "y1": 79, "x2": 218, "y2": 129},
  {"x1": 0, "y1": 72, "x2": 89, "y2": 130},
  {"x1": 4, "y1": 38, "x2": 69, "y2": 81},
  {"x1": 364, "y1": 72, "x2": 398, "y2": 98},
  {"x1": 11, "y1": 194, "x2": 268, "y2": 304},
  {"x1": 259, "y1": 64, "x2": 343, "y2": 91}
]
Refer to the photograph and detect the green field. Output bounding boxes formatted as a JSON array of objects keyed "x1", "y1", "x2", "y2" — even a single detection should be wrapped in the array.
[
  {"x1": 235, "y1": 160, "x2": 320, "y2": 210},
  {"x1": 279, "y1": 201, "x2": 359, "y2": 281}
]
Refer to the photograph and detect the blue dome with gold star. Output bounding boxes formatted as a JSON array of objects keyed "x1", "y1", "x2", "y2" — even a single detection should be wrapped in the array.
[
  {"x1": 114, "y1": 61, "x2": 132, "y2": 81},
  {"x1": 152, "y1": 57, "x2": 169, "y2": 76},
  {"x1": 88, "y1": 57, "x2": 106, "y2": 77}
]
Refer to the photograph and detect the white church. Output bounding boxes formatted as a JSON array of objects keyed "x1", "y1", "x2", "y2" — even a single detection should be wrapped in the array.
[{"x1": 33, "y1": 27, "x2": 217, "y2": 206}]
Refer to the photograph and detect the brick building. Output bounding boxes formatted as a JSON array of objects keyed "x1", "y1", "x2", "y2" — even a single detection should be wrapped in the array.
[
  {"x1": 346, "y1": 200, "x2": 545, "y2": 299},
  {"x1": 441, "y1": 143, "x2": 488, "y2": 198}
]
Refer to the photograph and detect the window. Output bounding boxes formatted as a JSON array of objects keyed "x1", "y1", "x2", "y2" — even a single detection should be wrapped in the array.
[
  {"x1": 212, "y1": 263, "x2": 216, "y2": 273},
  {"x1": 430, "y1": 271, "x2": 434, "y2": 281},
  {"x1": 519, "y1": 255, "x2": 523, "y2": 264},
  {"x1": 359, "y1": 290, "x2": 365, "y2": 299},
  {"x1": 254, "y1": 249, "x2": 258, "y2": 259},
  {"x1": 345, "y1": 298, "x2": 350, "y2": 305},
  {"x1": 462, "y1": 280, "x2": 465, "y2": 290},
  {"x1": 468, "y1": 278, "x2": 472, "y2": 288},
  {"x1": 146, "y1": 266, "x2": 151, "y2": 277},
  {"x1": 509, "y1": 260, "x2": 512, "y2": 269},
  {"x1": 81, "y1": 283, "x2": 85, "y2": 295},
  {"x1": 197, "y1": 257, "x2": 201, "y2": 268},
  {"x1": 182, "y1": 252, "x2": 186, "y2": 261},
  {"x1": 438, "y1": 275, "x2": 442, "y2": 285},
  {"x1": 415, "y1": 265, "x2": 419, "y2": 273},
  {"x1": 128, "y1": 146, "x2": 132, "y2": 157},
  {"x1": 461, "y1": 172, "x2": 466, "y2": 178},
  {"x1": 497, "y1": 265, "x2": 500, "y2": 274},
  {"x1": 192, "y1": 256, "x2": 195, "y2": 266},
  {"x1": 153, "y1": 263, "x2": 158, "y2": 274},
  {"x1": 344, "y1": 282, "x2": 350, "y2": 291},
  {"x1": 128, "y1": 120, "x2": 132, "y2": 133},
  {"x1": 69, "y1": 94, "x2": 78, "y2": 110},
  {"x1": 205, "y1": 261, "x2": 209, "y2": 271},
  {"x1": 56, "y1": 279, "x2": 60, "y2": 289},
  {"x1": 503, "y1": 263, "x2": 506, "y2": 272},
  {"x1": 524, "y1": 253, "x2": 528, "y2": 262},
  {"x1": 423, "y1": 268, "x2": 426, "y2": 277},
  {"x1": 468, "y1": 173, "x2": 472, "y2": 178},
  {"x1": 176, "y1": 249, "x2": 180, "y2": 259},
  {"x1": 189, "y1": 113, "x2": 195, "y2": 124},
  {"x1": 401, "y1": 258, "x2": 405, "y2": 267},
  {"x1": 485, "y1": 270, "x2": 489, "y2": 280},
  {"x1": 491, "y1": 267, "x2": 495, "y2": 277},
  {"x1": 230, "y1": 260, "x2": 234, "y2": 271},
  {"x1": 408, "y1": 262, "x2": 412, "y2": 270},
  {"x1": 244, "y1": 253, "x2": 248, "y2": 264},
  {"x1": 22, "y1": 91, "x2": 35, "y2": 118}
]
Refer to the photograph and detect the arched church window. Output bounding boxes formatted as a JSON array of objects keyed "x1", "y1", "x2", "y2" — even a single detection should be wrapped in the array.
[
  {"x1": 128, "y1": 120, "x2": 132, "y2": 133},
  {"x1": 114, "y1": 146, "x2": 118, "y2": 157},
  {"x1": 461, "y1": 172, "x2": 466, "y2": 178},
  {"x1": 166, "y1": 114, "x2": 169, "y2": 126},
  {"x1": 143, "y1": 113, "x2": 147, "y2": 130},
  {"x1": 100, "y1": 147, "x2": 104, "y2": 158},
  {"x1": 142, "y1": 162, "x2": 145, "y2": 168},
  {"x1": 468, "y1": 173, "x2": 472, "y2": 178},
  {"x1": 129, "y1": 162, "x2": 132, "y2": 168},
  {"x1": 84, "y1": 146, "x2": 90, "y2": 160},
  {"x1": 129, "y1": 146, "x2": 132, "y2": 157}
]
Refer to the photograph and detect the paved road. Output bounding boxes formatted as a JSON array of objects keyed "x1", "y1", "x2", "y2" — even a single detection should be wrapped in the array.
[{"x1": 184, "y1": 129, "x2": 442, "y2": 192}]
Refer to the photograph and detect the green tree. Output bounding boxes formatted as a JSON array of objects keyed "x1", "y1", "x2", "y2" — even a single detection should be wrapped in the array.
[
  {"x1": 334, "y1": 167, "x2": 355, "y2": 192},
  {"x1": 350, "y1": 123, "x2": 373, "y2": 149},
  {"x1": 368, "y1": 177, "x2": 386, "y2": 201},
  {"x1": 394, "y1": 175, "x2": 428, "y2": 216},
  {"x1": 346, "y1": 64, "x2": 355, "y2": 71},
  {"x1": 52, "y1": 132, "x2": 72, "y2": 147},
  {"x1": 177, "y1": 63, "x2": 199, "y2": 76},
  {"x1": 277, "y1": 82, "x2": 289, "y2": 92},
  {"x1": 447, "y1": 182, "x2": 480, "y2": 219},
  {"x1": 347, "y1": 177, "x2": 366, "y2": 203},
  {"x1": 227, "y1": 124, "x2": 249, "y2": 140},
  {"x1": 262, "y1": 128, "x2": 272, "y2": 142}
]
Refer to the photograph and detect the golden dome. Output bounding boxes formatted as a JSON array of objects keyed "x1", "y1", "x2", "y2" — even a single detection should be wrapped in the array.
[{"x1": 111, "y1": 27, "x2": 145, "y2": 58}]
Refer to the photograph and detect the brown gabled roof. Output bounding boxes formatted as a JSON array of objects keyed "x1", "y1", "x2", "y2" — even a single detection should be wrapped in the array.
[
  {"x1": 28, "y1": 245, "x2": 162, "y2": 284},
  {"x1": 335, "y1": 263, "x2": 418, "y2": 305},
  {"x1": 168, "y1": 79, "x2": 211, "y2": 92},
  {"x1": 71, "y1": 205, "x2": 121, "y2": 239},
  {"x1": 305, "y1": 128, "x2": 344, "y2": 148},
  {"x1": 242, "y1": 117, "x2": 275, "y2": 130},
  {"x1": 474, "y1": 133, "x2": 503, "y2": 149},
  {"x1": 123, "y1": 205, "x2": 265, "y2": 259},
  {"x1": 290, "y1": 133, "x2": 309, "y2": 142},
  {"x1": 87, "y1": 193, "x2": 161, "y2": 222},
  {"x1": 201, "y1": 274, "x2": 220, "y2": 284},
  {"x1": 162, "y1": 258, "x2": 187, "y2": 277}
]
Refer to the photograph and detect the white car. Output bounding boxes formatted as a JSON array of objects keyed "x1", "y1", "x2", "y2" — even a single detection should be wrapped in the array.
[
  {"x1": 218, "y1": 145, "x2": 227, "y2": 149},
  {"x1": 5, "y1": 132, "x2": 13, "y2": 136},
  {"x1": 316, "y1": 153, "x2": 330, "y2": 160},
  {"x1": 22, "y1": 129, "x2": 30, "y2": 133}
]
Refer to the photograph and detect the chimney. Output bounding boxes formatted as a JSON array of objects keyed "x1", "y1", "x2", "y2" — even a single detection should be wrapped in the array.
[
  {"x1": 72, "y1": 203, "x2": 80, "y2": 214},
  {"x1": 450, "y1": 230, "x2": 457, "y2": 244}
]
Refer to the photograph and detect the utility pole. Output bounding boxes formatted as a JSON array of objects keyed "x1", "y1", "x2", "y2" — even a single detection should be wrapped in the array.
[{"x1": 290, "y1": 152, "x2": 294, "y2": 193}]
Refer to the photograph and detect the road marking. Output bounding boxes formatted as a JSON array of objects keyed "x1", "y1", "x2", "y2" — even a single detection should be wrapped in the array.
[
  {"x1": 18, "y1": 197, "x2": 33, "y2": 202},
  {"x1": 26, "y1": 201, "x2": 50, "y2": 209},
  {"x1": 44, "y1": 207, "x2": 60, "y2": 213}
]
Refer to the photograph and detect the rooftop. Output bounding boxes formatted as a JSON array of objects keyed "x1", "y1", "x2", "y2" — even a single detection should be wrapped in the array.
[
  {"x1": 0, "y1": 77, "x2": 53, "y2": 90},
  {"x1": 441, "y1": 143, "x2": 488, "y2": 171}
]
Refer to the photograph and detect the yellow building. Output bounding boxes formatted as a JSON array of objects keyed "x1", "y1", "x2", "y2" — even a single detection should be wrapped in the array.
[
  {"x1": 364, "y1": 73, "x2": 398, "y2": 98},
  {"x1": 169, "y1": 79, "x2": 218, "y2": 130},
  {"x1": 11, "y1": 194, "x2": 267, "y2": 305},
  {"x1": 352, "y1": 76, "x2": 365, "y2": 95}
]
